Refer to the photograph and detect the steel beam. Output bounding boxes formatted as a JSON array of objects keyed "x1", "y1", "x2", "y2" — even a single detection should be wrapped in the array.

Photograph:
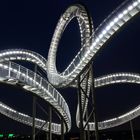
[
  {"x1": 49, "y1": 106, "x2": 52, "y2": 140},
  {"x1": 32, "y1": 96, "x2": 36, "y2": 140},
  {"x1": 130, "y1": 120, "x2": 135, "y2": 140},
  {"x1": 77, "y1": 76, "x2": 86, "y2": 140},
  {"x1": 61, "y1": 118, "x2": 64, "y2": 140},
  {"x1": 91, "y1": 67, "x2": 99, "y2": 140}
]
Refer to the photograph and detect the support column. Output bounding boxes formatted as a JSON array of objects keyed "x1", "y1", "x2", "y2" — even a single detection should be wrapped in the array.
[
  {"x1": 91, "y1": 66, "x2": 99, "y2": 140},
  {"x1": 86, "y1": 111, "x2": 90, "y2": 140},
  {"x1": 32, "y1": 96, "x2": 36, "y2": 140},
  {"x1": 49, "y1": 106, "x2": 52, "y2": 140},
  {"x1": 46, "y1": 133, "x2": 49, "y2": 140},
  {"x1": 77, "y1": 76, "x2": 85, "y2": 140},
  {"x1": 130, "y1": 120, "x2": 135, "y2": 140},
  {"x1": 61, "y1": 118, "x2": 64, "y2": 140},
  {"x1": 32, "y1": 64, "x2": 37, "y2": 140}
]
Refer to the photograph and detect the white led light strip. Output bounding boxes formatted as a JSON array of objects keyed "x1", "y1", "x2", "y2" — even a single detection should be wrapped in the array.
[
  {"x1": 0, "y1": 72, "x2": 140, "y2": 131},
  {"x1": 0, "y1": 61, "x2": 71, "y2": 134},
  {"x1": 0, "y1": 101, "x2": 61, "y2": 135},
  {"x1": 0, "y1": 49, "x2": 47, "y2": 71},
  {"x1": 47, "y1": 0, "x2": 140, "y2": 87},
  {"x1": 78, "y1": 72, "x2": 140, "y2": 130}
]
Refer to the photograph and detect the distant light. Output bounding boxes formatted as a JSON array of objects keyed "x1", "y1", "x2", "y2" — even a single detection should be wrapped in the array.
[
  {"x1": 8, "y1": 134, "x2": 14, "y2": 138},
  {"x1": 0, "y1": 134, "x2": 3, "y2": 138}
]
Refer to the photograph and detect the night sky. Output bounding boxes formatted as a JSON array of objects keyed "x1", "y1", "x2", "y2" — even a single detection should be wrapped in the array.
[{"x1": 0, "y1": 0, "x2": 140, "y2": 135}]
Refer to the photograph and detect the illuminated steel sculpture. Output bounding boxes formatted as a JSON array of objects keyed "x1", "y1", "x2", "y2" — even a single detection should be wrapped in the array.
[{"x1": 0, "y1": 0, "x2": 139, "y2": 139}]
